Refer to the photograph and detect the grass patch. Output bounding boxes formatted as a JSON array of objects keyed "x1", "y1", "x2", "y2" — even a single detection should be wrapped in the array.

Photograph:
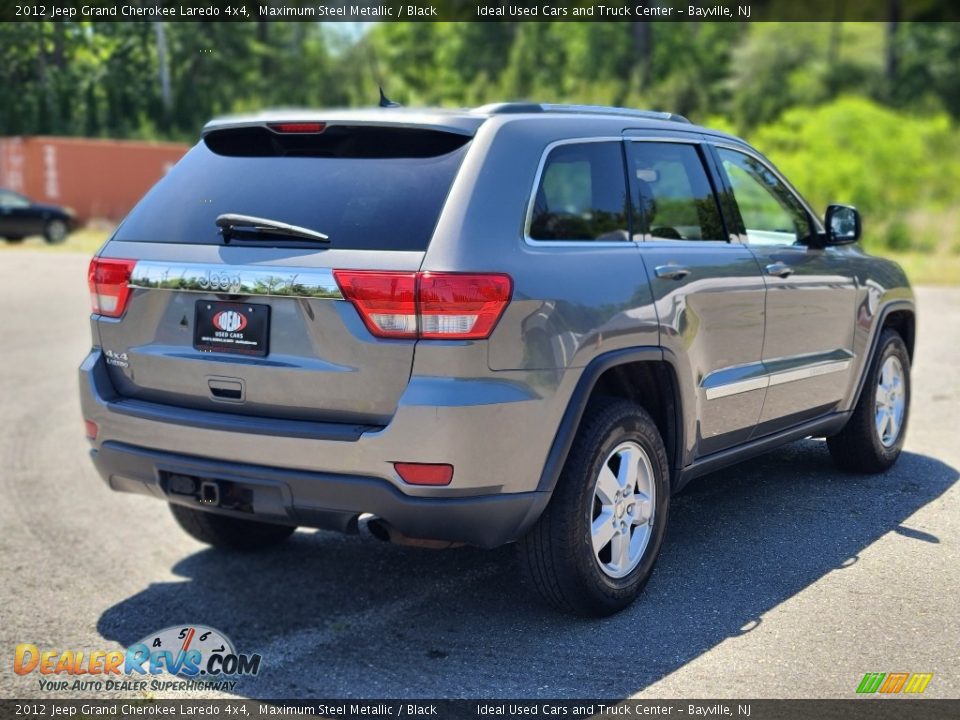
[
  {"x1": 885, "y1": 251, "x2": 960, "y2": 287},
  {"x1": 0, "y1": 227, "x2": 109, "y2": 255}
]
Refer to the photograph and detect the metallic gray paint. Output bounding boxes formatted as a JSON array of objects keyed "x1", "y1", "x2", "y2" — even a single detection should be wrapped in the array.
[
  {"x1": 80, "y1": 108, "x2": 915, "y2": 544},
  {"x1": 639, "y1": 241, "x2": 768, "y2": 457}
]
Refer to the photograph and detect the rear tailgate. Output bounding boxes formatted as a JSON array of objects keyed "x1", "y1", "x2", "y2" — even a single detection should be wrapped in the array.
[
  {"x1": 92, "y1": 123, "x2": 472, "y2": 425},
  {"x1": 97, "y1": 244, "x2": 426, "y2": 425}
]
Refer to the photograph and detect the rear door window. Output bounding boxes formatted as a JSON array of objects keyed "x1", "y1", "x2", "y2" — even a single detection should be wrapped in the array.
[
  {"x1": 113, "y1": 126, "x2": 471, "y2": 251},
  {"x1": 626, "y1": 142, "x2": 725, "y2": 242},
  {"x1": 528, "y1": 142, "x2": 630, "y2": 242}
]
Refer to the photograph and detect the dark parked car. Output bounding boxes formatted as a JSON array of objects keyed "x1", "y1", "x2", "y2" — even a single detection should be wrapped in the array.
[
  {"x1": 0, "y1": 188, "x2": 76, "y2": 244},
  {"x1": 80, "y1": 104, "x2": 914, "y2": 616}
]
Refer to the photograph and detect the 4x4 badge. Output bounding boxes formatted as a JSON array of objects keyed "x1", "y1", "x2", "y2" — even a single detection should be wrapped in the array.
[{"x1": 104, "y1": 349, "x2": 128, "y2": 368}]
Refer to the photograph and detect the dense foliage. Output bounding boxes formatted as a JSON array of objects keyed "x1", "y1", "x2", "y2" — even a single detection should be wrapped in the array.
[{"x1": 1, "y1": 21, "x2": 958, "y2": 252}]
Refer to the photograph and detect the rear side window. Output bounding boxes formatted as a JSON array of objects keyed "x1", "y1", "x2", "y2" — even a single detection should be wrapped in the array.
[
  {"x1": 529, "y1": 142, "x2": 630, "y2": 242},
  {"x1": 113, "y1": 126, "x2": 471, "y2": 251},
  {"x1": 627, "y1": 142, "x2": 725, "y2": 241}
]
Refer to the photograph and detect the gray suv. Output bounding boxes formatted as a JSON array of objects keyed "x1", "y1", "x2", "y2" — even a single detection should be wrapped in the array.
[{"x1": 80, "y1": 104, "x2": 915, "y2": 616}]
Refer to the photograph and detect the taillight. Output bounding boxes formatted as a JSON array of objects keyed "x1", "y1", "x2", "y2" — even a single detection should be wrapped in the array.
[
  {"x1": 333, "y1": 271, "x2": 512, "y2": 340},
  {"x1": 88, "y1": 258, "x2": 136, "y2": 318},
  {"x1": 333, "y1": 271, "x2": 418, "y2": 339},
  {"x1": 419, "y1": 273, "x2": 512, "y2": 340}
]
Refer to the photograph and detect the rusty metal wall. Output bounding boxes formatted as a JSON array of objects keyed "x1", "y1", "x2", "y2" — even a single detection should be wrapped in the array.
[{"x1": 0, "y1": 136, "x2": 189, "y2": 222}]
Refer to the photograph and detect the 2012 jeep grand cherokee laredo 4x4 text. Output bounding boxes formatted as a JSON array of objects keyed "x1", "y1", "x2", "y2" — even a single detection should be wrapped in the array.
[{"x1": 80, "y1": 103, "x2": 915, "y2": 616}]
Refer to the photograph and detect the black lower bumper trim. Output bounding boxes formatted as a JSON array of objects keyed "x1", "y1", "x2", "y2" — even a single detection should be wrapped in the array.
[{"x1": 92, "y1": 441, "x2": 548, "y2": 548}]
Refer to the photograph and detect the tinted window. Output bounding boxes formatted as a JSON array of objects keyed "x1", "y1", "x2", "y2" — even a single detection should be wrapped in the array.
[
  {"x1": 529, "y1": 142, "x2": 630, "y2": 242},
  {"x1": 0, "y1": 190, "x2": 29, "y2": 208},
  {"x1": 717, "y1": 148, "x2": 812, "y2": 246},
  {"x1": 113, "y1": 128, "x2": 471, "y2": 251},
  {"x1": 628, "y1": 142, "x2": 725, "y2": 241}
]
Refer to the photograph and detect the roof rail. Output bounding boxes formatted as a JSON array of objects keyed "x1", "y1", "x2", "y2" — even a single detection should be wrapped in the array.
[
  {"x1": 473, "y1": 102, "x2": 544, "y2": 115},
  {"x1": 540, "y1": 104, "x2": 691, "y2": 124},
  {"x1": 475, "y1": 102, "x2": 691, "y2": 124}
]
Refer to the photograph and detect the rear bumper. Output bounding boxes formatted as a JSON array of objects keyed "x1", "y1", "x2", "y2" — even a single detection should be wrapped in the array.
[
  {"x1": 80, "y1": 349, "x2": 565, "y2": 547},
  {"x1": 92, "y1": 441, "x2": 547, "y2": 547}
]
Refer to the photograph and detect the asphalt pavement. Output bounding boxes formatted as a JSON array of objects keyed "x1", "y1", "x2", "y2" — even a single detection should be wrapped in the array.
[{"x1": 1, "y1": 251, "x2": 957, "y2": 700}]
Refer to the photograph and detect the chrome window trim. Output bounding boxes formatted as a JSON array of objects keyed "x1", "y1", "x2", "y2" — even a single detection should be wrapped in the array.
[
  {"x1": 710, "y1": 141, "x2": 826, "y2": 237},
  {"x1": 128, "y1": 261, "x2": 343, "y2": 300},
  {"x1": 702, "y1": 349, "x2": 854, "y2": 400}
]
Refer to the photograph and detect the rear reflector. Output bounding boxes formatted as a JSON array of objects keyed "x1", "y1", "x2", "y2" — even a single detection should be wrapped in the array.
[
  {"x1": 88, "y1": 258, "x2": 136, "y2": 318},
  {"x1": 333, "y1": 270, "x2": 512, "y2": 340},
  {"x1": 394, "y1": 462, "x2": 454, "y2": 486},
  {"x1": 84, "y1": 420, "x2": 98, "y2": 440},
  {"x1": 268, "y1": 122, "x2": 326, "y2": 134}
]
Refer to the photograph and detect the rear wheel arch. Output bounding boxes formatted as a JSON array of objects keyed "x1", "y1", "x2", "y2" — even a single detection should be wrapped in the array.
[{"x1": 536, "y1": 348, "x2": 685, "y2": 497}]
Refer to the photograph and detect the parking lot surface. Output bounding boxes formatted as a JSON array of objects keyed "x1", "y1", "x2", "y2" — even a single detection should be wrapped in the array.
[{"x1": 1, "y1": 252, "x2": 957, "y2": 699}]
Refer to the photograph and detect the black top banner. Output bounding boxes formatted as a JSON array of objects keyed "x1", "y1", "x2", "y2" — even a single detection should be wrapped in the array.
[{"x1": 1, "y1": 0, "x2": 959, "y2": 22}]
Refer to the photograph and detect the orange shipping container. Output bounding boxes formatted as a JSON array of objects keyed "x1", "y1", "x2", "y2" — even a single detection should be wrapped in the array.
[{"x1": 0, "y1": 136, "x2": 189, "y2": 223}]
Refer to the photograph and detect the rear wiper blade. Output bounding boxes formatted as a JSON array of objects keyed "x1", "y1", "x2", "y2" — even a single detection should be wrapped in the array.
[{"x1": 216, "y1": 213, "x2": 330, "y2": 244}]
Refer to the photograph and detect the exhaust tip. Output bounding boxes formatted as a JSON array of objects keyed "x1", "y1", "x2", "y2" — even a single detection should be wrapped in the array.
[
  {"x1": 364, "y1": 516, "x2": 462, "y2": 550},
  {"x1": 366, "y1": 517, "x2": 392, "y2": 543}
]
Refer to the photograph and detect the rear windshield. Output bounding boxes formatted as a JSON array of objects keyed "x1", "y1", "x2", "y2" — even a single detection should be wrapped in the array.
[{"x1": 113, "y1": 126, "x2": 471, "y2": 251}]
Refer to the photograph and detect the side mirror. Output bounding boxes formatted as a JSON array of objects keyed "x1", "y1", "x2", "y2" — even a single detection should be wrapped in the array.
[{"x1": 825, "y1": 204, "x2": 861, "y2": 245}]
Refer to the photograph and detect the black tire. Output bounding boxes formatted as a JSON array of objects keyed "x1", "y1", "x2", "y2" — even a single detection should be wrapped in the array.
[
  {"x1": 518, "y1": 397, "x2": 670, "y2": 616},
  {"x1": 827, "y1": 329, "x2": 911, "y2": 473},
  {"x1": 43, "y1": 219, "x2": 68, "y2": 244},
  {"x1": 169, "y1": 504, "x2": 296, "y2": 551},
  {"x1": 4, "y1": 237, "x2": 24, "y2": 244}
]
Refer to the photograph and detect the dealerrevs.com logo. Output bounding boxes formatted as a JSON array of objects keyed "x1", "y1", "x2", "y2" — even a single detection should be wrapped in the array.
[{"x1": 14, "y1": 625, "x2": 261, "y2": 693}]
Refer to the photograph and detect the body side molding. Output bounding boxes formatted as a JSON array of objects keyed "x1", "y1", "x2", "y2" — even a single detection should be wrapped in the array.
[{"x1": 702, "y1": 349, "x2": 854, "y2": 400}]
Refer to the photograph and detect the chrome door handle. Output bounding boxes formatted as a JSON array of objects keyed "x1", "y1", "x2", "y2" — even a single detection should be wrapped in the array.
[
  {"x1": 765, "y1": 262, "x2": 794, "y2": 278},
  {"x1": 655, "y1": 265, "x2": 691, "y2": 281}
]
